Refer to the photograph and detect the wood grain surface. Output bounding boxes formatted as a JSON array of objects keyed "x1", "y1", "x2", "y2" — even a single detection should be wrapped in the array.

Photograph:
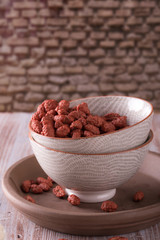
[{"x1": 0, "y1": 112, "x2": 160, "y2": 240}]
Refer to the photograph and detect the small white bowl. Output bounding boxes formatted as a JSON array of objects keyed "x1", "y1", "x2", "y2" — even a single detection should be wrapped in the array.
[
  {"x1": 29, "y1": 96, "x2": 153, "y2": 154},
  {"x1": 29, "y1": 130, "x2": 153, "y2": 203}
]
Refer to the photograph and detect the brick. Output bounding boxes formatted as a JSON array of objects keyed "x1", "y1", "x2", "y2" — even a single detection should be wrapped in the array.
[
  {"x1": 95, "y1": 58, "x2": 115, "y2": 65},
  {"x1": 0, "y1": 45, "x2": 11, "y2": 55},
  {"x1": 115, "y1": 82, "x2": 138, "y2": 92},
  {"x1": 89, "y1": 18, "x2": 103, "y2": 26},
  {"x1": 0, "y1": 96, "x2": 12, "y2": 104},
  {"x1": 10, "y1": 77, "x2": 26, "y2": 85},
  {"x1": 65, "y1": 47, "x2": 87, "y2": 57},
  {"x1": 47, "y1": 49, "x2": 63, "y2": 57},
  {"x1": 21, "y1": 59, "x2": 36, "y2": 68},
  {"x1": 100, "y1": 40, "x2": 115, "y2": 48},
  {"x1": 25, "y1": 92, "x2": 44, "y2": 102},
  {"x1": 49, "y1": 76, "x2": 67, "y2": 84},
  {"x1": 28, "y1": 67, "x2": 49, "y2": 76},
  {"x1": 138, "y1": 40, "x2": 153, "y2": 49},
  {"x1": 103, "y1": 66, "x2": 126, "y2": 75},
  {"x1": 50, "y1": 67, "x2": 64, "y2": 75},
  {"x1": 139, "y1": 82, "x2": 160, "y2": 91},
  {"x1": 7, "y1": 67, "x2": 26, "y2": 75},
  {"x1": 134, "y1": 25, "x2": 150, "y2": 34},
  {"x1": 139, "y1": 1, "x2": 156, "y2": 8},
  {"x1": 71, "y1": 93, "x2": 82, "y2": 100},
  {"x1": 69, "y1": 75, "x2": 90, "y2": 84},
  {"x1": 127, "y1": 33, "x2": 141, "y2": 40},
  {"x1": 116, "y1": 9, "x2": 131, "y2": 17},
  {"x1": 48, "y1": 0, "x2": 63, "y2": 8},
  {"x1": 13, "y1": 2, "x2": 44, "y2": 9},
  {"x1": 47, "y1": 18, "x2": 67, "y2": 26},
  {"x1": 119, "y1": 41, "x2": 134, "y2": 48},
  {"x1": 31, "y1": 47, "x2": 45, "y2": 58},
  {"x1": 0, "y1": 76, "x2": 9, "y2": 85},
  {"x1": 128, "y1": 65, "x2": 143, "y2": 74},
  {"x1": 31, "y1": 18, "x2": 45, "y2": 26},
  {"x1": 61, "y1": 85, "x2": 76, "y2": 93},
  {"x1": 28, "y1": 84, "x2": 43, "y2": 92},
  {"x1": 70, "y1": 18, "x2": 85, "y2": 27},
  {"x1": 22, "y1": 10, "x2": 37, "y2": 18},
  {"x1": 78, "y1": 9, "x2": 93, "y2": 17},
  {"x1": 88, "y1": 1, "x2": 120, "y2": 8},
  {"x1": 8, "y1": 85, "x2": 28, "y2": 93},
  {"x1": 77, "y1": 84, "x2": 99, "y2": 92},
  {"x1": 6, "y1": 10, "x2": 19, "y2": 18},
  {"x1": 143, "y1": 49, "x2": 157, "y2": 57},
  {"x1": 43, "y1": 84, "x2": 60, "y2": 93},
  {"x1": 71, "y1": 32, "x2": 86, "y2": 40},
  {"x1": 145, "y1": 63, "x2": 159, "y2": 74},
  {"x1": 155, "y1": 90, "x2": 160, "y2": 99},
  {"x1": 123, "y1": 1, "x2": 139, "y2": 8},
  {"x1": 0, "y1": 86, "x2": 7, "y2": 94},
  {"x1": 12, "y1": 18, "x2": 28, "y2": 27},
  {"x1": 46, "y1": 58, "x2": 60, "y2": 66},
  {"x1": 90, "y1": 32, "x2": 106, "y2": 39},
  {"x1": 108, "y1": 32, "x2": 124, "y2": 40},
  {"x1": 68, "y1": 0, "x2": 84, "y2": 8},
  {"x1": 97, "y1": 10, "x2": 113, "y2": 17},
  {"x1": 62, "y1": 40, "x2": 77, "y2": 49},
  {"x1": 157, "y1": 42, "x2": 160, "y2": 49},
  {"x1": 62, "y1": 58, "x2": 76, "y2": 66},
  {"x1": 129, "y1": 91, "x2": 153, "y2": 100},
  {"x1": 60, "y1": 9, "x2": 75, "y2": 17},
  {"x1": 7, "y1": 37, "x2": 39, "y2": 46},
  {"x1": 128, "y1": 48, "x2": 140, "y2": 57},
  {"x1": 116, "y1": 73, "x2": 132, "y2": 82},
  {"x1": 54, "y1": 31, "x2": 69, "y2": 39},
  {"x1": 14, "y1": 46, "x2": 29, "y2": 54},
  {"x1": 13, "y1": 102, "x2": 34, "y2": 111},
  {"x1": 82, "y1": 39, "x2": 96, "y2": 48},
  {"x1": 133, "y1": 74, "x2": 149, "y2": 82},
  {"x1": 134, "y1": 8, "x2": 150, "y2": 17},
  {"x1": 0, "y1": 104, "x2": 5, "y2": 111},
  {"x1": 65, "y1": 66, "x2": 83, "y2": 74},
  {"x1": 89, "y1": 48, "x2": 105, "y2": 58},
  {"x1": 147, "y1": 17, "x2": 160, "y2": 24},
  {"x1": 116, "y1": 49, "x2": 126, "y2": 57},
  {"x1": 99, "y1": 83, "x2": 114, "y2": 92},
  {"x1": 0, "y1": 19, "x2": 7, "y2": 26},
  {"x1": 84, "y1": 65, "x2": 98, "y2": 75},
  {"x1": 43, "y1": 39, "x2": 59, "y2": 47},
  {"x1": 108, "y1": 18, "x2": 125, "y2": 26},
  {"x1": 153, "y1": 8, "x2": 160, "y2": 17},
  {"x1": 127, "y1": 17, "x2": 143, "y2": 25},
  {"x1": 29, "y1": 77, "x2": 47, "y2": 84},
  {"x1": 123, "y1": 57, "x2": 135, "y2": 65},
  {"x1": 37, "y1": 31, "x2": 51, "y2": 38},
  {"x1": 38, "y1": 9, "x2": 50, "y2": 17}
]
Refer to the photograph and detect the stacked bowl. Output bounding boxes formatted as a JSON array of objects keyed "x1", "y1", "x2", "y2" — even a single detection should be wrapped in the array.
[{"x1": 29, "y1": 96, "x2": 153, "y2": 203}]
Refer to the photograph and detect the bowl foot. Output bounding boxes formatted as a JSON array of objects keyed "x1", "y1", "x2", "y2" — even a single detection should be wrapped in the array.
[{"x1": 65, "y1": 188, "x2": 116, "y2": 203}]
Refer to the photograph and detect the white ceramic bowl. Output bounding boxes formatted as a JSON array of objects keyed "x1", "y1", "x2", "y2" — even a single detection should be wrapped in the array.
[
  {"x1": 29, "y1": 96, "x2": 153, "y2": 154},
  {"x1": 29, "y1": 130, "x2": 153, "y2": 203}
]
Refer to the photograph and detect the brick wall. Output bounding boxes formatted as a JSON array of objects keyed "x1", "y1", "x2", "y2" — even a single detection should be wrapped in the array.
[{"x1": 0, "y1": 0, "x2": 160, "y2": 112}]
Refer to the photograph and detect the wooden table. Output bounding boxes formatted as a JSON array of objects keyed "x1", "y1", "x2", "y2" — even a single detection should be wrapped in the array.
[{"x1": 0, "y1": 112, "x2": 160, "y2": 240}]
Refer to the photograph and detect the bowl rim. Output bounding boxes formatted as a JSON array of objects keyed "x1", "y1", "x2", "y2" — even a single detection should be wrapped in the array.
[
  {"x1": 29, "y1": 129, "x2": 153, "y2": 156},
  {"x1": 29, "y1": 95, "x2": 154, "y2": 141}
]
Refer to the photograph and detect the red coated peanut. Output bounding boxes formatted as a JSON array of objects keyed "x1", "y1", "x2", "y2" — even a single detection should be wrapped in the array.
[
  {"x1": 104, "y1": 113, "x2": 120, "y2": 121},
  {"x1": 57, "y1": 109, "x2": 68, "y2": 115},
  {"x1": 68, "y1": 111, "x2": 80, "y2": 120},
  {"x1": 37, "y1": 104, "x2": 46, "y2": 119},
  {"x1": 41, "y1": 115, "x2": 53, "y2": 125},
  {"x1": 31, "y1": 120, "x2": 42, "y2": 134},
  {"x1": 70, "y1": 120, "x2": 83, "y2": 130},
  {"x1": 83, "y1": 130, "x2": 94, "y2": 137},
  {"x1": 53, "y1": 185, "x2": 65, "y2": 198},
  {"x1": 32, "y1": 112, "x2": 40, "y2": 121},
  {"x1": 43, "y1": 99, "x2": 58, "y2": 112},
  {"x1": 36, "y1": 177, "x2": 53, "y2": 187},
  {"x1": 77, "y1": 102, "x2": 90, "y2": 115},
  {"x1": 133, "y1": 191, "x2": 144, "y2": 202},
  {"x1": 101, "y1": 200, "x2": 118, "y2": 212},
  {"x1": 30, "y1": 184, "x2": 43, "y2": 194},
  {"x1": 25, "y1": 195, "x2": 35, "y2": 203},
  {"x1": 101, "y1": 121, "x2": 116, "y2": 133},
  {"x1": 79, "y1": 117, "x2": 87, "y2": 126},
  {"x1": 54, "y1": 115, "x2": 68, "y2": 124},
  {"x1": 67, "y1": 194, "x2": 80, "y2": 206},
  {"x1": 71, "y1": 129, "x2": 82, "y2": 139},
  {"x1": 21, "y1": 180, "x2": 32, "y2": 193},
  {"x1": 41, "y1": 124, "x2": 55, "y2": 137},
  {"x1": 112, "y1": 116, "x2": 127, "y2": 129},
  {"x1": 39, "y1": 183, "x2": 50, "y2": 192},
  {"x1": 56, "y1": 124, "x2": 70, "y2": 138},
  {"x1": 58, "y1": 100, "x2": 70, "y2": 110},
  {"x1": 87, "y1": 115, "x2": 103, "y2": 127},
  {"x1": 85, "y1": 124, "x2": 100, "y2": 135}
]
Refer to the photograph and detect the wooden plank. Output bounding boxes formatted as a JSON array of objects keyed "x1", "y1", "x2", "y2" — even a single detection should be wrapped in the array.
[{"x1": 0, "y1": 112, "x2": 160, "y2": 240}]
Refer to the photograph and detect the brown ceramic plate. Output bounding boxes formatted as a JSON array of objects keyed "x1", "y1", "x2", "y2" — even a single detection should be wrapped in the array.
[{"x1": 2, "y1": 152, "x2": 160, "y2": 236}]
